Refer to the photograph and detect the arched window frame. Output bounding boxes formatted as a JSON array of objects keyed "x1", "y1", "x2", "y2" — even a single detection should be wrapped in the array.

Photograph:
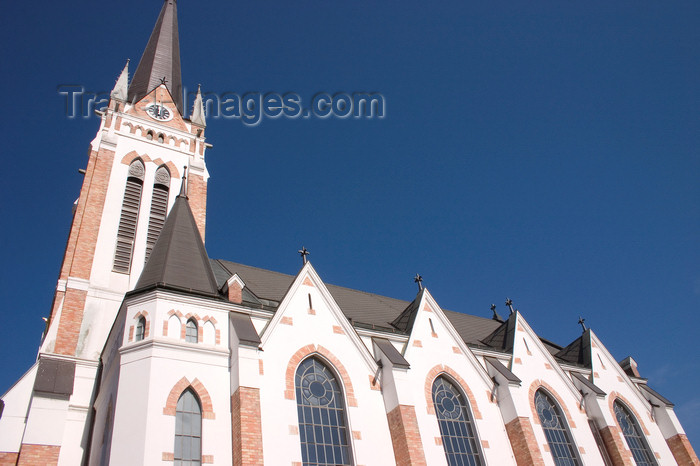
[
  {"x1": 113, "y1": 159, "x2": 145, "y2": 274},
  {"x1": 534, "y1": 388, "x2": 582, "y2": 465},
  {"x1": 431, "y1": 374, "x2": 485, "y2": 466},
  {"x1": 145, "y1": 165, "x2": 171, "y2": 263},
  {"x1": 174, "y1": 388, "x2": 202, "y2": 465},
  {"x1": 185, "y1": 319, "x2": 198, "y2": 343},
  {"x1": 613, "y1": 400, "x2": 657, "y2": 466},
  {"x1": 295, "y1": 355, "x2": 353, "y2": 466},
  {"x1": 135, "y1": 316, "x2": 146, "y2": 342}
]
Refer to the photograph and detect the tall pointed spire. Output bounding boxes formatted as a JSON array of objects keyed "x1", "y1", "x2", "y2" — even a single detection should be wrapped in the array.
[
  {"x1": 111, "y1": 60, "x2": 130, "y2": 101},
  {"x1": 127, "y1": 0, "x2": 183, "y2": 114}
]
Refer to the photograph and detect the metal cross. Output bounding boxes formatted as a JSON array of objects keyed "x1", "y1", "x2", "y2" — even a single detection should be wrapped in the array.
[
  {"x1": 298, "y1": 247, "x2": 309, "y2": 264},
  {"x1": 179, "y1": 166, "x2": 188, "y2": 198},
  {"x1": 414, "y1": 274, "x2": 423, "y2": 291},
  {"x1": 505, "y1": 298, "x2": 515, "y2": 315},
  {"x1": 160, "y1": 76, "x2": 168, "y2": 85},
  {"x1": 578, "y1": 317, "x2": 587, "y2": 333}
]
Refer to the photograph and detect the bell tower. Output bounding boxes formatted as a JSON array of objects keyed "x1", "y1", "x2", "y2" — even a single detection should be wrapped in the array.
[{"x1": 0, "y1": 1, "x2": 211, "y2": 463}]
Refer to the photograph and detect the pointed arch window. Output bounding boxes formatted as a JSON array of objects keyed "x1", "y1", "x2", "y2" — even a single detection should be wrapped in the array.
[
  {"x1": 614, "y1": 401, "x2": 657, "y2": 466},
  {"x1": 185, "y1": 319, "x2": 198, "y2": 343},
  {"x1": 535, "y1": 389, "x2": 581, "y2": 466},
  {"x1": 432, "y1": 376, "x2": 484, "y2": 466},
  {"x1": 135, "y1": 316, "x2": 146, "y2": 342},
  {"x1": 145, "y1": 165, "x2": 171, "y2": 263},
  {"x1": 113, "y1": 159, "x2": 145, "y2": 273},
  {"x1": 174, "y1": 389, "x2": 202, "y2": 465},
  {"x1": 295, "y1": 357, "x2": 352, "y2": 465}
]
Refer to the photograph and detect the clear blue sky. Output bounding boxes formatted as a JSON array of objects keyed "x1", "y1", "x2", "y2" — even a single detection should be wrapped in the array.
[{"x1": 1, "y1": 0, "x2": 698, "y2": 447}]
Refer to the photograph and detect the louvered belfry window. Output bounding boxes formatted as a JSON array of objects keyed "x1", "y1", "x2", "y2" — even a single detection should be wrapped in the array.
[
  {"x1": 113, "y1": 160, "x2": 145, "y2": 273},
  {"x1": 145, "y1": 165, "x2": 171, "y2": 263}
]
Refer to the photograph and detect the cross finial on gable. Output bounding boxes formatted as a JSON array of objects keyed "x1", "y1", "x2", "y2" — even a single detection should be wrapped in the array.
[
  {"x1": 490, "y1": 304, "x2": 503, "y2": 321},
  {"x1": 578, "y1": 316, "x2": 587, "y2": 333},
  {"x1": 298, "y1": 247, "x2": 309, "y2": 264},
  {"x1": 505, "y1": 298, "x2": 515, "y2": 315},
  {"x1": 414, "y1": 274, "x2": 423, "y2": 291},
  {"x1": 160, "y1": 76, "x2": 168, "y2": 85}
]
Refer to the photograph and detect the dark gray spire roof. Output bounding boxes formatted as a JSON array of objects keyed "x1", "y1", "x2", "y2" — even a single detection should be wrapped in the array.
[
  {"x1": 134, "y1": 195, "x2": 219, "y2": 297},
  {"x1": 556, "y1": 329, "x2": 592, "y2": 367},
  {"x1": 390, "y1": 289, "x2": 425, "y2": 334},
  {"x1": 127, "y1": 0, "x2": 183, "y2": 114},
  {"x1": 481, "y1": 312, "x2": 517, "y2": 352}
]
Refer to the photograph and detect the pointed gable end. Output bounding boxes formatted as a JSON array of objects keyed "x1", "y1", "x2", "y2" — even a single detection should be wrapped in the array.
[{"x1": 134, "y1": 195, "x2": 219, "y2": 297}]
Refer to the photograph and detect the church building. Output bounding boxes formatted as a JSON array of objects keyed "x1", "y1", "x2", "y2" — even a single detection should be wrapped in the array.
[{"x1": 0, "y1": 1, "x2": 697, "y2": 465}]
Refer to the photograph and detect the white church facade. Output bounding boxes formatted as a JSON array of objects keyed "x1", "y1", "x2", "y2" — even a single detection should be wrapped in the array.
[{"x1": 0, "y1": 1, "x2": 697, "y2": 465}]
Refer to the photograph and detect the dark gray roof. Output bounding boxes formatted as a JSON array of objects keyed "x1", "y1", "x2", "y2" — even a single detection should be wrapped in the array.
[
  {"x1": 34, "y1": 358, "x2": 75, "y2": 396},
  {"x1": 639, "y1": 384, "x2": 674, "y2": 407},
  {"x1": 556, "y1": 330, "x2": 592, "y2": 367},
  {"x1": 485, "y1": 357, "x2": 522, "y2": 385},
  {"x1": 480, "y1": 313, "x2": 517, "y2": 352},
  {"x1": 134, "y1": 195, "x2": 219, "y2": 297},
  {"x1": 391, "y1": 290, "x2": 424, "y2": 333},
  {"x1": 373, "y1": 338, "x2": 410, "y2": 369},
  {"x1": 571, "y1": 372, "x2": 606, "y2": 397},
  {"x1": 128, "y1": 0, "x2": 183, "y2": 114},
  {"x1": 213, "y1": 260, "x2": 504, "y2": 345},
  {"x1": 230, "y1": 312, "x2": 261, "y2": 347}
]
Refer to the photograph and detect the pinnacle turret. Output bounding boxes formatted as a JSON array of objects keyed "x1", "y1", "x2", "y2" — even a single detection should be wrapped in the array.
[
  {"x1": 191, "y1": 84, "x2": 207, "y2": 127},
  {"x1": 110, "y1": 60, "x2": 129, "y2": 101}
]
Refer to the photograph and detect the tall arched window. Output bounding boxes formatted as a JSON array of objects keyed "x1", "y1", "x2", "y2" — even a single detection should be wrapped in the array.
[
  {"x1": 432, "y1": 376, "x2": 484, "y2": 466},
  {"x1": 145, "y1": 165, "x2": 170, "y2": 263},
  {"x1": 185, "y1": 319, "x2": 198, "y2": 343},
  {"x1": 535, "y1": 389, "x2": 581, "y2": 466},
  {"x1": 135, "y1": 317, "x2": 146, "y2": 342},
  {"x1": 614, "y1": 401, "x2": 657, "y2": 466},
  {"x1": 295, "y1": 357, "x2": 352, "y2": 465},
  {"x1": 174, "y1": 389, "x2": 201, "y2": 465},
  {"x1": 113, "y1": 159, "x2": 145, "y2": 273}
]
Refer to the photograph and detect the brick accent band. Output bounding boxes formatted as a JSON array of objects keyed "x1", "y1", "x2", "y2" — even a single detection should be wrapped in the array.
[
  {"x1": 505, "y1": 417, "x2": 544, "y2": 466},
  {"x1": 666, "y1": 433, "x2": 699, "y2": 466},
  {"x1": 387, "y1": 404, "x2": 427, "y2": 466},
  {"x1": 0, "y1": 452, "x2": 19, "y2": 465},
  {"x1": 17, "y1": 444, "x2": 60, "y2": 466},
  {"x1": 231, "y1": 387, "x2": 264, "y2": 466},
  {"x1": 599, "y1": 425, "x2": 634, "y2": 466}
]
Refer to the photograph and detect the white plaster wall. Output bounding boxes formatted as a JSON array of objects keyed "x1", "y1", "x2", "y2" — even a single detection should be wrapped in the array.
[
  {"x1": 589, "y1": 333, "x2": 676, "y2": 464},
  {"x1": 0, "y1": 364, "x2": 37, "y2": 452},
  {"x1": 258, "y1": 278, "x2": 396, "y2": 466},
  {"x1": 508, "y1": 317, "x2": 602, "y2": 466},
  {"x1": 109, "y1": 294, "x2": 232, "y2": 465},
  {"x1": 401, "y1": 301, "x2": 517, "y2": 466}
]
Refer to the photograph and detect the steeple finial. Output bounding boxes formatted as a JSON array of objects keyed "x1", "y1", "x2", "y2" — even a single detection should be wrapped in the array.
[
  {"x1": 191, "y1": 84, "x2": 207, "y2": 127},
  {"x1": 414, "y1": 274, "x2": 423, "y2": 291},
  {"x1": 110, "y1": 59, "x2": 130, "y2": 101},
  {"x1": 505, "y1": 298, "x2": 515, "y2": 315},
  {"x1": 578, "y1": 317, "x2": 587, "y2": 333},
  {"x1": 179, "y1": 166, "x2": 188, "y2": 198},
  {"x1": 490, "y1": 304, "x2": 503, "y2": 321},
  {"x1": 298, "y1": 247, "x2": 309, "y2": 265},
  {"x1": 127, "y1": 0, "x2": 183, "y2": 113}
]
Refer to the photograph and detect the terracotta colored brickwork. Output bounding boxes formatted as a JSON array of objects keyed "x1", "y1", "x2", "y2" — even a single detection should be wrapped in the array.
[
  {"x1": 58, "y1": 147, "x2": 115, "y2": 282},
  {"x1": 231, "y1": 387, "x2": 264, "y2": 466},
  {"x1": 387, "y1": 404, "x2": 427, "y2": 466},
  {"x1": 163, "y1": 377, "x2": 215, "y2": 419},
  {"x1": 600, "y1": 425, "x2": 634, "y2": 466},
  {"x1": 505, "y1": 417, "x2": 544, "y2": 466},
  {"x1": 284, "y1": 345, "x2": 357, "y2": 407},
  {"x1": 17, "y1": 444, "x2": 60, "y2": 466},
  {"x1": 54, "y1": 288, "x2": 87, "y2": 355},
  {"x1": 188, "y1": 173, "x2": 207, "y2": 242},
  {"x1": 228, "y1": 282, "x2": 242, "y2": 304},
  {"x1": 281, "y1": 317, "x2": 293, "y2": 326},
  {"x1": 0, "y1": 452, "x2": 19, "y2": 465},
  {"x1": 424, "y1": 365, "x2": 482, "y2": 419},
  {"x1": 666, "y1": 434, "x2": 699, "y2": 465}
]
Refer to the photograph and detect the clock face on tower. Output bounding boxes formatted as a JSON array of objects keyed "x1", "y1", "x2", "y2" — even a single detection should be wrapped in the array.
[{"x1": 145, "y1": 103, "x2": 173, "y2": 121}]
